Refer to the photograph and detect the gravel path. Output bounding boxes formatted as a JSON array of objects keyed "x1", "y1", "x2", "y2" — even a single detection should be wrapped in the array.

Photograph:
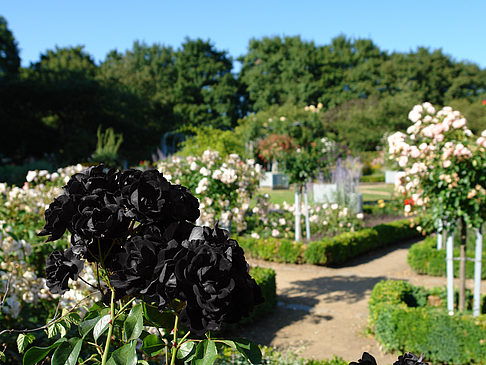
[{"x1": 239, "y1": 239, "x2": 486, "y2": 365}]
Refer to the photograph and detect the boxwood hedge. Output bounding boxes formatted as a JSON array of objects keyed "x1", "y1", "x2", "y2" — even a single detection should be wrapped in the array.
[
  {"x1": 408, "y1": 236, "x2": 486, "y2": 279},
  {"x1": 239, "y1": 219, "x2": 421, "y2": 266},
  {"x1": 369, "y1": 280, "x2": 486, "y2": 364}
]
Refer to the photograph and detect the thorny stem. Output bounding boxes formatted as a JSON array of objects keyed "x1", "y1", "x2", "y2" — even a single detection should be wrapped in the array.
[
  {"x1": 170, "y1": 315, "x2": 180, "y2": 365},
  {"x1": 113, "y1": 297, "x2": 136, "y2": 321},
  {"x1": 101, "y1": 287, "x2": 115, "y2": 365},
  {"x1": 175, "y1": 331, "x2": 191, "y2": 351}
]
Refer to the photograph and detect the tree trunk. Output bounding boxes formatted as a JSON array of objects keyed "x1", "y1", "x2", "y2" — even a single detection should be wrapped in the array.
[{"x1": 459, "y1": 217, "x2": 467, "y2": 311}]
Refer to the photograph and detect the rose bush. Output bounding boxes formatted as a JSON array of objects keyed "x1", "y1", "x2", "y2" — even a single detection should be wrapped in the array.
[
  {"x1": 2, "y1": 165, "x2": 263, "y2": 365},
  {"x1": 387, "y1": 102, "x2": 486, "y2": 230},
  {"x1": 156, "y1": 150, "x2": 262, "y2": 232}
]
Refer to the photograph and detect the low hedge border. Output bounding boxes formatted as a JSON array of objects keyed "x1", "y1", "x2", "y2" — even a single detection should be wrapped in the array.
[
  {"x1": 408, "y1": 236, "x2": 486, "y2": 279},
  {"x1": 239, "y1": 219, "x2": 421, "y2": 266},
  {"x1": 369, "y1": 280, "x2": 486, "y2": 365},
  {"x1": 361, "y1": 174, "x2": 385, "y2": 183},
  {"x1": 245, "y1": 267, "x2": 277, "y2": 323}
]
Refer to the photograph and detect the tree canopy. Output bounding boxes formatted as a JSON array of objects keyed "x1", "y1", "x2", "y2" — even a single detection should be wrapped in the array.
[{"x1": 1, "y1": 16, "x2": 485, "y2": 166}]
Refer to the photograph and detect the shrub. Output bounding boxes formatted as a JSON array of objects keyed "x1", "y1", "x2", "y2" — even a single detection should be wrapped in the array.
[
  {"x1": 246, "y1": 267, "x2": 277, "y2": 322},
  {"x1": 369, "y1": 280, "x2": 486, "y2": 364},
  {"x1": 240, "y1": 219, "x2": 420, "y2": 266},
  {"x1": 360, "y1": 174, "x2": 385, "y2": 183},
  {"x1": 408, "y1": 236, "x2": 486, "y2": 279},
  {"x1": 304, "y1": 219, "x2": 421, "y2": 265}
]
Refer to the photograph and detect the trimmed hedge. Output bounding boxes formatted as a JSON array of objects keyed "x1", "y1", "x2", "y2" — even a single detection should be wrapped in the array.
[
  {"x1": 239, "y1": 219, "x2": 421, "y2": 266},
  {"x1": 360, "y1": 174, "x2": 385, "y2": 183},
  {"x1": 408, "y1": 236, "x2": 486, "y2": 279},
  {"x1": 245, "y1": 267, "x2": 277, "y2": 322},
  {"x1": 369, "y1": 280, "x2": 486, "y2": 365}
]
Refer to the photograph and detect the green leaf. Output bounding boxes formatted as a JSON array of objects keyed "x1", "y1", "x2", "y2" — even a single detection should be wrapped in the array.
[
  {"x1": 66, "y1": 312, "x2": 82, "y2": 326},
  {"x1": 93, "y1": 314, "x2": 111, "y2": 342},
  {"x1": 124, "y1": 303, "x2": 143, "y2": 341},
  {"x1": 193, "y1": 340, "x2": 218, "y2": 365},
  {"x1": 141, "y1": 334, "x2": 164, "y2": 357},
  {"x1": 51, "y1": 338, "x2": 82, "y2": 365},
  {"x1": 106, "y1": 341, "x2": 137, "y2": 365},
  {"x1": 137, "y1": 361, "x2": 150, "y2": 365},
  {"x1": 23, "y1": 338, "x2": 66, "y2": 365},
  {"x1": 17, "y1": 333, "x2": 35, "y2": 353},
  {"x1": 233, "y1": 339, "x2": 262, "y2": 365},
  {"x1": 176, "y1": 341, "x2": 196, "y2": 362},
  {"x1": 88, "y1": 301, "x2": 107, "y2": 313},
  {"x1": 142, "y1": 302, "x2": 175, "y2": 328},
  {"x1": 78, "y1": 316, "x2": 100, "y2": 338}
]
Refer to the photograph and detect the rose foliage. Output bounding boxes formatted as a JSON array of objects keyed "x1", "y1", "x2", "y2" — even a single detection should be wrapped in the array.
[
  {"x1": 14, "y1": 165, "x2": 263, "y2": 365},
  {"x1": 388, "y1": 102, "x2": 486, "y2": 230}
]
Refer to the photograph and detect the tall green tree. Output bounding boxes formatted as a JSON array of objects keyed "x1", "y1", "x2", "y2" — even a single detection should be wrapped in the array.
[
  {"x1": 0, "y1": 15, "x2": 20, "y2": 78},
  {"x1": 239, "y1": 36, "x2": 323, "y2": 111},
  {"x1": 173, "y1": 38, "x2": 241, "y2": 129}
]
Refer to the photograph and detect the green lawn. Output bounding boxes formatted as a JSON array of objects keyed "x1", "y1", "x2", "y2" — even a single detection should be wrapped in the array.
[{"x1": 259, "y1": 183, "x2": 395, "y2": 205}]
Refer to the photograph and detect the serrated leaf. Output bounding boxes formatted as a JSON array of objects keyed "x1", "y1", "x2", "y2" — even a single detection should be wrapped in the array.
[
  {"x1": 93, "y1": 314, "x2": 111, "y2": 342},
  {"x1": 22, "y1": 338, "x2": 66, "y2": 365},
  {"x1": 51, "y1": 337, "x2": 82, "y2": 365},
  {"x1": 176, "y1": 341, "x2": 196, "y2": 361},
  {"x1": 106, "y1": 341, "x2": 137, "y2": 365},
  {"x1": 142, "y1": 302, "x2": 175, "y2": 328},
  {"x1": 233, "y1": 339, "x2": 262, "y2": 365},
  {"x1": 193, "y1": 340, "x2": 218, "y2": 365},
  {"x1": 141, "y1": 334, "x2": 164, "y2": 357},
  {"x1": 124, "y1": 303, "x2": 143, "y2": 341},
  {"x1": 17, "y1": 333, "x2": 35, "y2": 353}
]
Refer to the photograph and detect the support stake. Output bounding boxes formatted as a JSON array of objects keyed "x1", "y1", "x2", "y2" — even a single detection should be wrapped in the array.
[
  {"x1": 446, "y1": 230, "x2": 454, "y2": 315},
  {"x1": 304, "y1": 184, "x2": 311, "y2": 241},
  {"x1": 473, "y1": 226, "x2": 483, "y2": 317},
  {"x1": 437, "y1": 219, "x2": 443, "y2": 250}
]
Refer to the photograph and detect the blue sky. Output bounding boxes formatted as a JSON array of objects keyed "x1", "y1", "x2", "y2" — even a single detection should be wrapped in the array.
[{"x1": 4, "y1": 0, "x2": 486, "y2": 70}]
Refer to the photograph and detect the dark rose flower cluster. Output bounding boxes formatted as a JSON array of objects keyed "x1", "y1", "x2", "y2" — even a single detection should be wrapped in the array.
[
  {"x1": 41, "y1": 165, "x2": 262, "y2": 334},
  {"x1": 350, "y1": 352, "x2": 429, "y2": 365}
]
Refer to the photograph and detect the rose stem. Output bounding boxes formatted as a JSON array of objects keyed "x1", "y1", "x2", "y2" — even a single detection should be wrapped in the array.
[
  {"x1": 170, "y1": 314, "x2": 179, "y2": 365},
  {"x1": 101, "y1": 287, "x2": 116, "y2": 365}
]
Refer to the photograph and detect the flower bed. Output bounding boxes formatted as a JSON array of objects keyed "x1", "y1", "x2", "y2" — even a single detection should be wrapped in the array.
[
  {"x1": 407, "y1": 236, "x2": 486, "y2": 279},
  {"x1": 239, "y1": 219, "x2": 421, "y2": 266},
  {"x1": 369, "y1": 280, "x2": 486, "y2": 364}
]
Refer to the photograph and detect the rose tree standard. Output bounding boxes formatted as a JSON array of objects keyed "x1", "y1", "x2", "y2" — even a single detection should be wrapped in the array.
[
  {"x1": 388, "y1": 103, "x2": 486, "y2": 316},
  {"x1": 18, "y1": 165, "x2": 263, "y2": 365}
]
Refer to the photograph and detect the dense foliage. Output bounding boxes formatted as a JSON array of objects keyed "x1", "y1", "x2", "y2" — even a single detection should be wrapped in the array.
[
  {"x1": 2, "y1": 14, "x2": 486, "y2": 167},
  {"x1": 369, "y1": 280, "x2": 486, "y2": 364},
  {"x1": 407, "y1": 236, "x2": 486, "y2": 278}
]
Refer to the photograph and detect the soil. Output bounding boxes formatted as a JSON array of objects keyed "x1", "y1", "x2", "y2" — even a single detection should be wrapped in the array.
[{"x1": 236, "y1": 239, "x2": 486, "y2": 365}]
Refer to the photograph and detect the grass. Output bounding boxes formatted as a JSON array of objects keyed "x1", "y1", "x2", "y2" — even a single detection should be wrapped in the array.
[
  {"x1": 259, "y1": 183, "x2": 395, "y2": 205},
  {"x1": 258, "y1": 187, "x2": 297, "y2": 205}
]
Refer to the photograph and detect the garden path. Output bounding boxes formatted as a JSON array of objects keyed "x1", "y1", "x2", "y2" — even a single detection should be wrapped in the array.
[{"x1": 240, "y1": 239, "x2": 486, "y2": 365}]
